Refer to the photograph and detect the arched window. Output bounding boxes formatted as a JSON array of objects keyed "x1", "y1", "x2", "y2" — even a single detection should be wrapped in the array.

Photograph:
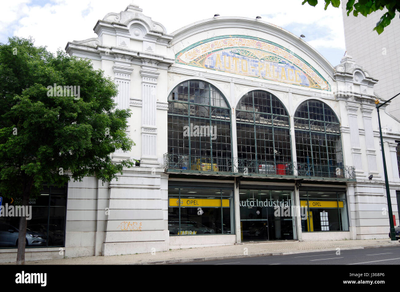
[
  {"x1": 236, "y1": 90, "x2": 292, "y2": 175},
  {"x1": 294, "y1": 100, "x2": 343, "y2": 178},
  {"x1": 167, "y1": 80, "x2": 232, "y2": 172}
]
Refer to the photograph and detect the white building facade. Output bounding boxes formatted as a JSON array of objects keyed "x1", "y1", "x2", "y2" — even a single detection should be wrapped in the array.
[{"x1": 2, "y1": 4, "x2": 398, "y2": 261}]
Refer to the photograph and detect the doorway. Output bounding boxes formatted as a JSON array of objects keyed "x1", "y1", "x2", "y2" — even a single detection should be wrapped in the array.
[{"x1": 239, "y1": 189, "x2": 295, "y2": 241}]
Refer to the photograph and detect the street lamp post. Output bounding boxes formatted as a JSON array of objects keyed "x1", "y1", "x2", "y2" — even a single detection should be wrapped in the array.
[{"x1": 375, "y1": 92, "x2": 400, "y2": 241}]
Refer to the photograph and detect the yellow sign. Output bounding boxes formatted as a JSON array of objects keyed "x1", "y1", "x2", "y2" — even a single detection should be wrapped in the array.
[
  {"x1": 169, "y1": 198, "x2": 230, "y2": 207},
  {"x1": 301, "y1": 200, "x2": 344, "y2": 208},
  {"x1": 178, "y1": 231, "x2": 197, "y2": 235}
]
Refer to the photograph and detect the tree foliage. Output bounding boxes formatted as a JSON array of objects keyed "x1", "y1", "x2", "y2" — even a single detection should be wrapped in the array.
[
  {"x1": 0, "y1": 37, "x2": 134, "y2": 264},
  {"x1": 302, "y1": 0, "x2": 400, "y2": 34}
]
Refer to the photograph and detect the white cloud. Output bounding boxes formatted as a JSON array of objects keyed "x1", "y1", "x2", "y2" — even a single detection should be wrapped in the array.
[
  {"x1": 0, "y1": 0, "x2": 30, "y2": 24},
  {"x1": 260, "y1": 1, "x2": 345, "y2": 51},
  {"x1": 0, "y1": 0, "x2": 131, "y2": 51},
  {"x1": 0, "y1": 0, "x2": 31, "y2": 42},
  {"x1": 0, "y1": 0, "x2": 345, "y2": 64}
]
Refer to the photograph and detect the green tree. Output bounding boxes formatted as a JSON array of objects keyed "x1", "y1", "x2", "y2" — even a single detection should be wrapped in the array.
[
  {"x1": 0, "y1": 37, "x2": 135, "y2": 264},
  {"x1": 302, "y1": 0, "x2": 400, "y2": 34}
]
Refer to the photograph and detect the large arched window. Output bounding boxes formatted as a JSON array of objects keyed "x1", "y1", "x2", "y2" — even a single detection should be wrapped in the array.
[
  {"x1": 236, "y1": 90, "x2": 292, "y2": 175},
  {"x1": 167, "y1": 80, "x2": 232, "y2": 172},
  {"x1": 294, "y1": 100, "x2": 343, "y2": 178}
]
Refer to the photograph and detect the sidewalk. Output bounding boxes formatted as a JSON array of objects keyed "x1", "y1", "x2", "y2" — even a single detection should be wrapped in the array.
[{"x1": 4, "y1": 239, "x2": 399, "y2": 265}]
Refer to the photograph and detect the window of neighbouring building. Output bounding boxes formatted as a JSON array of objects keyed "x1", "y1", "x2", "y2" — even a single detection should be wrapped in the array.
[
  {"x1": 0, "y1": 184, "x2": 67, "y2": 248},
  {"x1": 168, "y1": 184, "x2": 234, "y2": 236},
  {"x1": 300, "y1": 188, "x2": 349, "y2": 232}
]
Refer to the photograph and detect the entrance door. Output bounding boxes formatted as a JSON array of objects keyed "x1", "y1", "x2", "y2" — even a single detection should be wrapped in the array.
[
  {"x1": 240, "y1": 189, "x2": 294, "y2": 241},
  {"x1": 268, "y1": 217, "x2": 294, "y2": 240},
  {"x1": 241, "y1": 220, "x2": 269, "y2": 241}
]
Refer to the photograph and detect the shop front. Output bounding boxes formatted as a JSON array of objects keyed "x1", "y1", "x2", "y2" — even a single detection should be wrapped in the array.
[
  {"x1": 167, "y1": 180, "x2": 300, "y2": 244},
  {"x1": 300, "y1": 187, "x2": 349, "y2": 233},
  {"x1": 239, "y1": 187, "x2": 296, "y2": 241},
  {"x1": 167, "y1": 180, "x2": 237, "y2": 248}
]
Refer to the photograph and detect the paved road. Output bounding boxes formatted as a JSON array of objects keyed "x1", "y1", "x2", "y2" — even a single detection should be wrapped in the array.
[{"x1": 175, "y1": 245, "x2": 400, "y2": 265}]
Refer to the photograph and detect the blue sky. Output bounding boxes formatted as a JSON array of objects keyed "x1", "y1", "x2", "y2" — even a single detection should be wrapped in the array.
[{"x1": 0, "y1": 0, "x2": 346, "y2": 66}]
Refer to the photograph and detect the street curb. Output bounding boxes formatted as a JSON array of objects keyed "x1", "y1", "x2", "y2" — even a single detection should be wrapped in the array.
[
  {"x1": 139, "y1": 242, "x2": 400, "y2": 265},
  {"x1": 3, "y1": 240, "x2": 397, "y2": 265}
]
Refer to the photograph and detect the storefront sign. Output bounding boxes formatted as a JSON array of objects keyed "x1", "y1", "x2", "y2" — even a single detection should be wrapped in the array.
[
  {"x1": 176, "y1": 35, "x2": 330, "y2": 91},
  {"x1": 239, "y1": 199, "x2": 292, "y2": 208},
  {"x1": 169, "y1": 198, "x2": 230, "y2": 207},
  {"x1": 301, "y1": 200, "x2": 344, "y2": 208},
  {"x1": 239, "y1": 199, "x2": 307, "y2": 218}
]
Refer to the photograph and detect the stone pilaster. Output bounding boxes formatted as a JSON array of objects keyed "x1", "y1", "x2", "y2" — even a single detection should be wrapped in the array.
[
  {"x1": 360, "y1": 104, "x2": 379, "y2": 178},
  {"x1": 140, "y1": 59, "x2": 160, "y2": 167},
  {"x1": 113, "y1": 62, "x2": 134, "y2": 158},
  {"x1": 346, "y1": 102, "x2": 364, "y2": 177}
]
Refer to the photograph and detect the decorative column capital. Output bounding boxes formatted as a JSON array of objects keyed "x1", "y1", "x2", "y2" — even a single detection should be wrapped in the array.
[
  {"x1": 346, "y1": 101, "x2": 359, "y2": 116},
  {"x1": 360, "y1": 104, "x2": 374, "y2": 117},
  {"x1": 113, "y1": 65, "x2": 134, "y2": 75},
  {"x1": 140, "y1": 59, "x2": 159, "y2": 85}
]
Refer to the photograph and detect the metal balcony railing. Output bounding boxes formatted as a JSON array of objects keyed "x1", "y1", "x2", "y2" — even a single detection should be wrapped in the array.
[{"x1": 163, "y1": 153, "x2": 356, "y2": 181}]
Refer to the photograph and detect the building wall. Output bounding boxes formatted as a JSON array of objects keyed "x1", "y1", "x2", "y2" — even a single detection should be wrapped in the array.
[
  {"x1": 2, "y1": 4, "x2": 400, "y2": 265},
  {"x1": 102, "y1": 170, "x2": 169, "y2": 256},
  {"x1": 60, "y1": 4, "x2": 400, "y2": 258},
  {"x1": 66, "y1": 177, "x2": 109, "y2": 257}
]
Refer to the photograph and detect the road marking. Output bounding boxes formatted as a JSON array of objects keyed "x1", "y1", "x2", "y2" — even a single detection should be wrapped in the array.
[
  {"x1": 366, "y1": 252, "x2": 392, "y2": 256},
  {"x1": 269, "y1": 263, "x2": 281, "y2": 265},
  {"x1": 348, "y1": 257, "x2": 400, "y2": 265},
  {"x1": 217, "y1": 261, "x2": 241, "y2": 265},
  {"x1": 310, "y1": 257, "x2": 344, "y2": 262},
  {"x1": 295, "y1": 253, "x2": 336, "y2": 259}
]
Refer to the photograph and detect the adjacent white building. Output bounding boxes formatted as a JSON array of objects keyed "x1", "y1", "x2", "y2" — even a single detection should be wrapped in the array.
[
  {"x1": 1, "y1": 4, "x2": 399, "y2": 262},
  {"x1": 342, "y1": 3, "x2": 400, "y2": 118}
]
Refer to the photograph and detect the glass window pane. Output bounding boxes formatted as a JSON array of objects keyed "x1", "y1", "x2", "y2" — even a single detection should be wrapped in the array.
[
  {"x1": 240, "y1": 189, "x2": 294, "y2": 241},
  {"x1": 236, "y1": 90, "x2": 291, "y2": 174},
  {"x1": 167, "y1": 80, "x2": 232, "y2": 172},
  {"x1": 237, "y1": 94, "x2": 253, "y2": 111},
  {"x1": 168, "y1": 187, "x2": 233, "y2": 236},
  {"x1": 211, "y1": 88, "x2": 227, "y2": 108},
  {"x1": 294, "y1": 100, "x2": 343, "y2": 178},
  {"x1": 0, "y1": 186, "x2": 67, "y2": 249},
  {"x1": 300, "y1": 190, "x2": 348, "y2": 232}
]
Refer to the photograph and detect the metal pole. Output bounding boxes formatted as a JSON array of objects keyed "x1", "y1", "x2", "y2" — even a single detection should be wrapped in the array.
[{"x1": 376, "y1": 102, "x2": 397, "y2": 241}]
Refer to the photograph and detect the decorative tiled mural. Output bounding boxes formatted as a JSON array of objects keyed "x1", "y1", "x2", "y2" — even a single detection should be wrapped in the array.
[{"x1": 176, "y1": 35, "x2": 330, "y2": 91}]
